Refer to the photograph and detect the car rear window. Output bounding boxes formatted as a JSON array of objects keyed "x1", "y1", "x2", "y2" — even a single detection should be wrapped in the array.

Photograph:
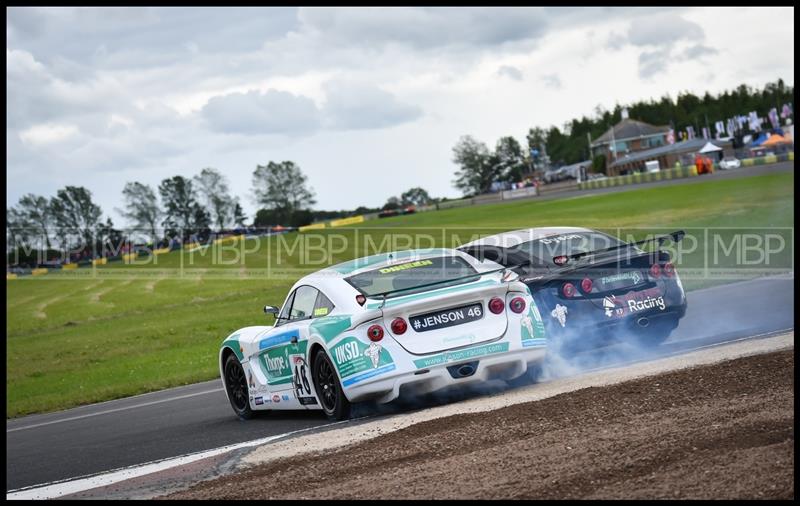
[
  {"x1": 511, "y1": 232, "x2": 623, "y2": 267},
  {"x1": 345, "y1": 256, "x2": 479, "y2": 298}
]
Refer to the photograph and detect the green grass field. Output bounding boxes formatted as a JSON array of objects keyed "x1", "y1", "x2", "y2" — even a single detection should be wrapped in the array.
[{"x1": 6, "y1": 171, "x2": 794, "y2": 418}]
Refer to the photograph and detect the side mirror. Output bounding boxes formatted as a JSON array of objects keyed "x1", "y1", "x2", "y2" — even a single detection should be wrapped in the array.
[{"x1": 263, "y1": 305, "x2": 279, "y2": 318}]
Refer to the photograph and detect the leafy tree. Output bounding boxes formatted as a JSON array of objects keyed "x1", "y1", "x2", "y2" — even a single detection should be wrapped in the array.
[
  {"x1": 400, "y1": 187, "x2": 432, "y2": 207},
  {"x1": 382, "y1": 196, "x2": 402, "y2": 211},
  {"x1": 117, "y1": 182, "x2": 160, "y2": 242},
  {"x1": 252, "y1": 161, "x2": 316, "y2": 218},
  {"x1": 493, "y1": 136, "x2": 527, "y2": 182},
  {"x1": 232, "y1": 199, "x2": 247, "y2": 228},
  {"x1": 194, "y1": 168, "x2": 233, "y2": 231},
  {"x1": 158, "y1": 176, "x2": 207, "y2": 242},
  {"x1": 7, "y1": 194, "x2": 53, "y2": 250},
  {"x1": 49, "y1": 186, "x2": 103, "y2": 250},
  {"x1": 591, "y1": 154, "x2": 607, "y2": 175},
  {"x1": 452, "y1": 135, "x2": 499, "y2": 196}
]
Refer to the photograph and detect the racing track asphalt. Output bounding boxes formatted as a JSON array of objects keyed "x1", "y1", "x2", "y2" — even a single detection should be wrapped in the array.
[{"x1": 5, "y1": 274, "x2": 794, "y2": 492}]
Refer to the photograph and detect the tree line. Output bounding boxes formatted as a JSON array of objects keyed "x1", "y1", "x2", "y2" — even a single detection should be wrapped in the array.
[
  {"x1": 451, "y1": 79, "x2": 794, "y2": 196},
  {"x1": 7, "y1": 160, "x2": 441, "y2": 262}
]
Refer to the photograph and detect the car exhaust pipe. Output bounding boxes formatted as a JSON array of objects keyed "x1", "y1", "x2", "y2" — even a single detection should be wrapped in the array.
[
  {"x1": 637, "y1": 317, "x2": 650, "y2": 328},
  {"x1": 457, "y1": 364, "x2": 475, "y2": 377},
  {"x1": 447, "y1": 361, "x2": 479, "y2": 379}
]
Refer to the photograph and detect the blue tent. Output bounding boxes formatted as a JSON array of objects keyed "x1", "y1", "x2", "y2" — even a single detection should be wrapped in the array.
[{"x1": 751, "y1": 132, "x2": 769, "y2": 146}]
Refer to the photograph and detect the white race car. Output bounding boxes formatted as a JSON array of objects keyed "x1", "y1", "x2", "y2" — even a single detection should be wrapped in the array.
[
  {"x1": 219, "y1": 248, "x2": 548, "y2": 420},
  {"x1": 718, "y1": 156, "x2": 741, "y2": 170}
]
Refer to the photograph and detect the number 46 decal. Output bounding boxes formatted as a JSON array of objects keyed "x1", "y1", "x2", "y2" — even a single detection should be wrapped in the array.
[{"x1": 293, "y1": 357, "x2": 312, "y2": 397}]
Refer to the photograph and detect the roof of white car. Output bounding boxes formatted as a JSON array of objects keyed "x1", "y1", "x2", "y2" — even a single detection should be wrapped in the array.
[{"x1": 458, "y1": 226, "x2": 594, "y2": 249}]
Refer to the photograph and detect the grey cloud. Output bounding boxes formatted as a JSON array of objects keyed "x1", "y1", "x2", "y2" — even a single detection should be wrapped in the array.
[
  {"x1": 627, "y1": 12, "x2": 704, "y2": 47},
  {"x1": 7, "y1": 7, "x2": 299, "y2": 69},
  {"x1": 678, "y1": 44, "x2": 718, "y2": 60},
  {"x1": 201, "y1": 89, "x2": 321, "y2": 136},
  {"x1": 298, "y1": 7, "x2": 551, "y2": 49},
  {"x1": 541, "y1": 73, "x2": 562, "y2": 89},
  {"x1": 638, "y1": 47, "x2": 672, "y2": 79},
  {"x1": 497, "y1": 65, "x2": 523, "y2": 81},
  {"x1": 321, "y1": 81, "x2": 423, "y2": 130}
]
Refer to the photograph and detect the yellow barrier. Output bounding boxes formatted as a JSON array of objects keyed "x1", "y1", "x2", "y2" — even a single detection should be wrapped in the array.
[
  {"x1": 31, "y1": 268, "x2": 48, "y2": 276},
  {"x1": 153, "y1": 247, "x2": 171, "y2": 255},
  {"x1": 299, "y1": 223, "x2": 326, "y2": 232},
  {"x1": 7, "y1": 273, "x2": 18, "y2": 280},
  {"x1": 122, "y1": 252, "x2": 138, "y2": 263},
  {"x1": 184, "y1": 242, "x2": 200, "y2": 251},
  {"x1": 62, "y1": 263, "x2": 78, "y2": 270},
  {"x1": 330, "y1": 215, "x2": 365, "y2": 228},
  {"x1": 789, "y1": 152, "x2": 794, "y2": 161},
  {"x1": 213, "y1": 234, "x2": 244, "y2": 245},
  {"x1": 91, "y1": 257, "x2": 107, "y2": 266}
]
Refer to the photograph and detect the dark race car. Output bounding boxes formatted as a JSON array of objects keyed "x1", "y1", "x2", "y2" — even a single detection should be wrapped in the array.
[{"x1": 458, "y1": 227, "x2": 687, "y2": 351}]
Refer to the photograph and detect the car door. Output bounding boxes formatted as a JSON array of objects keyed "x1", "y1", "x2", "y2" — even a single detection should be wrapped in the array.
[
  {"x1": 255, "y1": 286, "x2": 318, "y2": 392},
  {"x1": 254, "y1": 285, "x2": 337, "y2": 408}
]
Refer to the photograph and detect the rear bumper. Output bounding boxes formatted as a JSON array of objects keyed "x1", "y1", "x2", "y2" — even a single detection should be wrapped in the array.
[{"x1": 343, "y1": 341, "x2": 546, "y2": 404}]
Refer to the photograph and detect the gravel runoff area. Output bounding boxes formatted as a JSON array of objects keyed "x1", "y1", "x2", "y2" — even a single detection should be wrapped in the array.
[{"x1": 165, "y1": 333, "x2": 794, "y2": 500}]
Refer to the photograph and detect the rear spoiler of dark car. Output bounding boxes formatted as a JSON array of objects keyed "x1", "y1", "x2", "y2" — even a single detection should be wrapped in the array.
[{"x1": 553, "y1": 230, "x2": 685, "y2": 266}]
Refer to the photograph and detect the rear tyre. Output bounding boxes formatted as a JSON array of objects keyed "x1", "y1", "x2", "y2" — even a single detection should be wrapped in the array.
[
  {"x1": 223, "y1": 354, "x2": 254, "y2": 420},
  {"x1": 312, "y1": 348, "x2": 351, "y2": 421}
]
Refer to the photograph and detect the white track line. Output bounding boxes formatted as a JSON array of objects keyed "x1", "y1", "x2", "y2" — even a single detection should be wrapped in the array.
[
  {"x1": 6, "y1": 420, "x2": 349, "y2": 500},
  {"x1": 6, "y1": 388, "x2": 223, "y2": 433}
]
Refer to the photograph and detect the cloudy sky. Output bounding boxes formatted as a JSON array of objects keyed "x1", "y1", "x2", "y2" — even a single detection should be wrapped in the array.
[{"x1": 6, "y1": 7, "x2": 794, "y2": 223}]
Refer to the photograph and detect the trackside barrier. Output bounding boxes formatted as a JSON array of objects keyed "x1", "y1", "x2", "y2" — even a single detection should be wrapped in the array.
[
  {"x1": 7, "y1": 273, "x2": 18, "y2": 280},
  {"x1": 213, "y1": 234, "x2": 244, "y2": 245},
  {"x1": 122, "y1": 253, "x2": 138, "y2": 264},
  {"x1": 31, "y1": 268, "x2": 48, "y2": 276},
  {"x1": 91, "y1": 258, "x2": 107, "y2": 266},
  {"x1": 62, "y1": 263, "x2": 78, "y2": 270},
  {"x1": 330, "y1": 215, "x2": 365, "y2": 227},
  {"x1": 153, "y1": 247, "x2": 171, "y2": 255},
  {"x1": 580, "y1": 164, "x2": 700, "y2": 190},
  {"x1": 299, "y1": 223, "x2": 326, "y2": 232},
  {"x1": 501, "y1": 186, "x2": 539, "y2": 200}
]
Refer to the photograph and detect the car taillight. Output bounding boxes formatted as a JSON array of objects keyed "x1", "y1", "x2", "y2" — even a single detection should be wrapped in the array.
[
  {"x1": 663, "y1": 262, "x2": 675, "y2": 277},
  {"x1": 367, "y1": 324, "x2": 384, "y2": 342},
  {"x1": 580, "y1": 277, "x2": 593, "y2": 294},
  {"x1": 488, "y1": 297, "x2": 505, "y2": 314},
  {"x1": 509, "y1": 297, "x2": 526, "y2": 313},
  {"x1": 649, "y1": 264, "x2": 661, "y2": 278},
  {"x1": 562, "y1": 282, "x2": 576, "y2": 298},
  {"x1": 390, "y1": 317, "x2": 407, "y2": 335}
]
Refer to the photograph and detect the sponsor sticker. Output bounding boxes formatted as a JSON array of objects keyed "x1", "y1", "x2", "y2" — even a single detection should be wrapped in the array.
[
  {"x1": 602, "y1": 288, "x2": 666, "y2": 318},
  {"x1": 628, "y1": 295, "x2": 666, "y2": 313},
  {"x1": 413, "y1": 342, "x2": 510, "y2": 369},
  {"x1": 298, "y1": 397, "x2": 318, "y2": 405},
  {"x1": 333, "y1": 336, "x2": 394, "y2": 379},
  {"x1": 600, "y1": 271, "x2": 643, "y2": 286},
  {"x1": 539, "y1": 234, "x2": 582, "y2": 245},
  {"x1": 254, "y1": 396, "x2": 264, "y2": 405},
  {"x1": 272, "y1": 394, "x2": 281, "y2": 403},
  {"x1": 378, "y1": 259, "x2": 433, "y2": 274},
  {"x1": 551, "y1": 304, "x2": 568, "y2": 327}
]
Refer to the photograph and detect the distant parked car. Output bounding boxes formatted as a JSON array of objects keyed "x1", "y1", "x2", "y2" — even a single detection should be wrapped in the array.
[{"x1": 718, "y1": 156, "x2": 741, "y2": 170}]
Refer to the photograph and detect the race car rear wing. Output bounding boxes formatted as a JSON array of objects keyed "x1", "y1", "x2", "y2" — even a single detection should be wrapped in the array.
[
  {"x1": 366, "y1": 263, "x2": 523, "y2": 309},
  {"x1": 553, "y1": 230, "x2": 685, "y2": 266}
]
